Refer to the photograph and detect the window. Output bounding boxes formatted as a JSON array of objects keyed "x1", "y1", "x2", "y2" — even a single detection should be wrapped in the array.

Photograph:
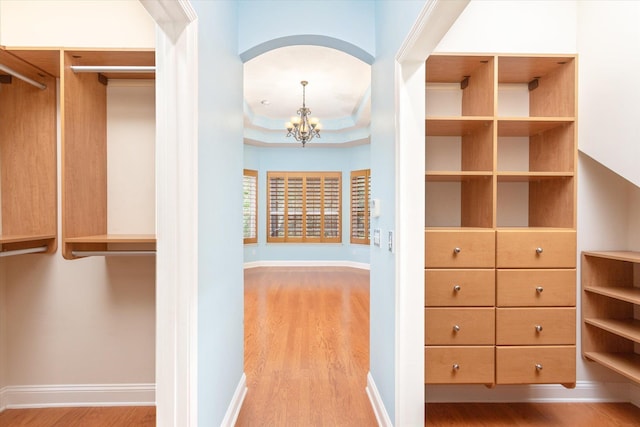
[
  {"x1": 350, "y1": 169, "x2": 370, "y2": 245},
  {"x1": 267, "y1": 172, "x2": 341, "y2": 243},
  {"x1": 243, "y1": 169, "x2": 258, "y2": 244}
]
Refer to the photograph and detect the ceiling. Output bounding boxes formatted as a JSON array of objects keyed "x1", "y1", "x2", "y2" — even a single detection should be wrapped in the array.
[{"x1": 243, "y1": 45, "x2": 371, "y2": 147}]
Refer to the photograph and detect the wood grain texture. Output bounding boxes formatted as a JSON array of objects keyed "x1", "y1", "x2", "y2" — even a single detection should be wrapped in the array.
[
  {"x1": 425, "y1": 402, "x2": 640, "y2": 426},
  {"x1": 0, "y1": 406, "x2": 155, "y2": 426},
  {"x1": 236, "y1": 267, "x2": 376, "y2": 426}
]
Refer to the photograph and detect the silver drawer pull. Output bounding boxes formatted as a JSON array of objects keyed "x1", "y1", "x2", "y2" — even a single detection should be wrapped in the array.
[
  {"x1": 536, "y1": 286, "x2": 544, "y2": 293},
  {"x1": 535, "y1": 324, "x2": 543, "y2": 332},
  {"x1": 453, "y1": 285, "x2": 461, "y2": 292},
  {"x1": 536, "y1": 247, "x2": 543, "y2": 254},
  {"x1": 453, "y1": 247, "x2": 461, "y2": 254},
  {"x1": 535, "y1": 363, "x2": 543, "y2": 371},
  {"x1": 453, "y1": 325, "x2": 461, "y2": 332},
  {"x1": 452, "y1": 364, "x2": 460, "y2": 371}
]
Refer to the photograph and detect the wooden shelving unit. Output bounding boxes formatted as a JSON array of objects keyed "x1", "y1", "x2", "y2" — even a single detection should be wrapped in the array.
[
  {"x1": 425, "y1": 54, "x2": 577, "y2": 387},
  {"x1": 0, "y1": 48, "x2": 58, "y2": 256},
  {"x1": 582, "y1": 251, "x2": 640, "y2": 384},
  {"x1": 61, "y1": 49, "x2": 156, "y2": 259}
]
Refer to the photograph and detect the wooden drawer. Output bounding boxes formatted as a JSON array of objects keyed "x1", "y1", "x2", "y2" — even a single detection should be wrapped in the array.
[
  {"x1": 425, "y1": 229, "x2": 495, "y2": 268},
  {"x1": 425, "y1": 346, "x2": 495, "y2": 384},
  {"x1": 496, "y1": 308, "x2": 575, "y2": 345},
  {"x1": 425, "y1": 308, "x2": 495, "y2": 345},
  {"x1": 496, "y1": 346, "x2": 576, "y2": 385},
  {"x1": 496, "y1": 269, "x2": 576, "y2": 307},
  {"x1": 496, "y1": 230, "x2": 576, "y2": 268},
  {"x1": 425, "y1": 269, "x2": 495, "y2": 307}
]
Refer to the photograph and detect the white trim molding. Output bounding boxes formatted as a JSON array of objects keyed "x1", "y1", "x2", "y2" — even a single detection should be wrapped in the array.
[
  {"x1": 366, "y1": 372, "x2": 392, "y2": 427},
  {"x1": 394, "y1": 0, "x2": 469, "y2": 425},
  {"x1": 0, "y1": 386, "x2": 7, "y2": 412},
  {"x1": 425, "y1": 381, "x2": 631, "y2": 403},
  {"x1": 243, "y1": 260, "x2": 370, "y2": 270},
  {"x1": 0, "y1": 383, "x2": 155, "y2": 409},
  {"x1": 139, "y1": 0, "x2": 199, "y2": 426},
  {"x1": 221, "y1": 374, "x2": 247, "y2": 427}
]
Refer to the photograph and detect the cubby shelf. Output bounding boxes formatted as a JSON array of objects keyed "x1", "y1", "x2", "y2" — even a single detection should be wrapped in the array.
[{"x1": 582, "y1": 251, "x2": 640, "y2": 385}]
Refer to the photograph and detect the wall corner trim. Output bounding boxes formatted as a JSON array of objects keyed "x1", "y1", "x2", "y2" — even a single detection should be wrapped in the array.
[
  {"x1": 221, "y1": 373, "x2": 247, "y2": 427},
  {"x1": 366, "y1": 372, "x2": 393, "y2": 427},
  {"x1": 0, "y1": 383, "x2": 155, "y2": 409}
]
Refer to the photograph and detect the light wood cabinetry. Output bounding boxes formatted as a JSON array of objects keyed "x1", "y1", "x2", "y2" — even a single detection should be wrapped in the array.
[
  {"x1": 425, "y1": 54, "x2": 577, "y2": 387},
  {"x1": 582, "y1": 251, "x2": 640, "y2": 384},
  {"x1": 0, "y1": 48, "x2": 58, "y2": 256},
  {"x1": 60, "y1": 49, "x2": 156, "y2": 259}
]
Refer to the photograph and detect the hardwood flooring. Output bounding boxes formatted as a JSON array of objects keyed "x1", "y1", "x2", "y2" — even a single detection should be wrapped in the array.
[
  {"x1": 0, "y1": 406, "x2": 155, "y2": 426},
  {"x1": 236, "y1": 267, "x2": 377, "y2": 426},
  {"x1": 425, "y1": 402, "x2": 640, "y2": 426}
]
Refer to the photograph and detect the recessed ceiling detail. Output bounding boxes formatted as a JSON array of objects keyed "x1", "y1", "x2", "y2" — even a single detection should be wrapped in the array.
[{"x1": 243, "y1": 45, "x2": 371, "y2": 147}]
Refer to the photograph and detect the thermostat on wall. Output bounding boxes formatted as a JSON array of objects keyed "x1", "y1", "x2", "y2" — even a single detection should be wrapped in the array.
[{"x1": 371, "y1": 198, "x2": 381, "y2": 217}]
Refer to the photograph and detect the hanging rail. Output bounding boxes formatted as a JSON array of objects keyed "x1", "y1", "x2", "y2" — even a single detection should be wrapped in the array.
[
  {"x1": 0, "y1": 246, "x2": 48, "y2": 258},
  {"x1": 0, "y1": 63, "x2": 47, "y2": 90},
  {"x1": 70, "y1": 65, "x2": 156, "y2": 74},
  {"x1": 71, "y1": 250, "x2": 156, "y2": 257}
]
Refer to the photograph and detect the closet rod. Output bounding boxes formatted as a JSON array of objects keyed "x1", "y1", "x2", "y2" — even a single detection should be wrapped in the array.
[
  {"x1": 0, "y1": 63, "x2": 47, "y2": 90},
  {"x1": 70, "y1": 65, "x2": 156, "y2": 74},
  {"x1": 0, "y1": 246, "x2": 48, "y2": 258},
  {"x1": 71, "y1": 250, "x2": 156, "y2": 257}
]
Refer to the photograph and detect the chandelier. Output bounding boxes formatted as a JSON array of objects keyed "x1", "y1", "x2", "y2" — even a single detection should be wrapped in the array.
[{"x1": 285, "y1": 80, "x2": 321, "y2": 147}]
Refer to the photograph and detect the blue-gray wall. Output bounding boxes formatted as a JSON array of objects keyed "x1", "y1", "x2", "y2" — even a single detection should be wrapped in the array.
[
  {"x1": 244, "y1": 144, "x2": 370, "y2": 264},
  {"x1": 370, "y1": 0, "x2": 427, "y2": 421},
  {"x1": 192, "y1": 1, "x2": 244, "y2": 425}
]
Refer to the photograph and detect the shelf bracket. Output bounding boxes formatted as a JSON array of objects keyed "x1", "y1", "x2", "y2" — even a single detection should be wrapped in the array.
[
  {"x1": 460, "y1": 76, "x2": 470, "y2": 90},
  {"x1": 97, "y1": 73, "x2": 108, "y2": 86},
  {"x1": 0, "y1": 74, "x2": 12, "y2": 84},
  {"x1": 528, "y1": 78, "x2": 539, "y2": 91}
]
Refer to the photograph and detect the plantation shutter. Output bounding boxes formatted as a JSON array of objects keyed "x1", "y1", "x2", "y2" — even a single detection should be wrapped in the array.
[
  {"x1": 350, "y1": 169, "x2": 370, "y2": 245},
  {"x1": 243, "y1": 169, "x2": 258, "y2": 244},
  {"x1": 323, "y1": 175, "x2": 341, "y2": 242},
  {"x1": 268, "y1": 174, "x2": 285, "y2": 241}
]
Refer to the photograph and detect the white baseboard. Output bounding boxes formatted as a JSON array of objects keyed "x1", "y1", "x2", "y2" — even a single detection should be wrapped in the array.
[
  {"x1": 425, "y1": 381, "x2": 630, "y2": 403},
  {"x1": 221, "y1": 373, "x2": 247, "y2": 427},
  {"x1": 0, "y1": 386, "x2": 7, "y2": 412},
  {"x1": 244, "y1": 260, "x2": 370, "y2": 270},
  {"x1": 366, "y1": 372, "x2": 392, "y2": 427},
  {"x1": 630, "y1": 382, "x2": 640, "y2": 408},
  {"x1": 0, "y1": 383, "x2": 155, "y2": 409}
]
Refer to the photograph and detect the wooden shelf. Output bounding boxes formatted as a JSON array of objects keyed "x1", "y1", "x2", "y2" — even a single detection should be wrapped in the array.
[
  {"x1": 426, "y1": 171, "x2": 493, "y2": 182},
  {"x1": 498, "y1": 55, "x2": 577, "y2": 83},
  {"x1": 583, "y1": 251, "x2": 640, "y2": 264},
  {"x1": 0, "y1": 234, "x2": 56, "y2": 244},
  {"x1": 65, "y1": 234, "x2": 156, "y2": 244},
  {"x1": 497, "y1": 118, "x2": 574, "y2": 136},
  {"x1": 426, "y1": 117, "x2": 493, "y2": 136},
  {"x1": 584, "y1": 352, "x2": 640, "y2": 383},
  {"x1": 496, "y1": 172, "x2": 574, "y2": 182},
  {"x1": 426, "y1": 55, "x2": 494, "y2": 83},
  {"x1": 584, "y1": 286, "x2": 640, "y2": 305},
  {"x1": 584, "y1": 318, "x2": 640, "y2": 343}
]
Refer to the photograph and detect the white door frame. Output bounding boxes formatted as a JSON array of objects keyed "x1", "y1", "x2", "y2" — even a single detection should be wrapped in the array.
[
  {"x1": 139, "y1": 1, "x2": 199, "y2": 426},
  {"x1": 394, "y1": 1, "x2": 468, "y2": 425}
]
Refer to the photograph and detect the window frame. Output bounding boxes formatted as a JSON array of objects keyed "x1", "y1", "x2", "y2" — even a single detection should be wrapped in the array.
[
  {"x1": 243, "y1": 169, "x2": 258, "y2": 244},
  {"x1": 266, "y1": 171, "x2": 342, "y2": 244},
  {"x1": 350, "y1": 169, "x2": 371, "y2": 245}
]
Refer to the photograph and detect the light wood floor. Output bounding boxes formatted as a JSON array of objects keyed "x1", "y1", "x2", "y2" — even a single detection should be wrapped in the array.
[
  {"x1": 3, "y1": 267, "x2": 640, "y2": 426},
  {"x1": 425, "y1": 402, "x2": 640, "y2": 426},
  {"x1": 0, "y1": 406, "x2": 155, "y2": 426},
  {"x1": 236, "y1": 267, "x2": 377, "y2": 426}
]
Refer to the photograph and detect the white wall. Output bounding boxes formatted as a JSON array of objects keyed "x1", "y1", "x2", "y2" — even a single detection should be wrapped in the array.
[
  {"x1": 0, "y1": 0, "x2": 154, "y2": 48},
  {"x1": 0, "y1": 0, "x2": 156, "y2": 407},
  {"x1": 577, "y1": 1, "x2": 640, "y2": 188}
]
